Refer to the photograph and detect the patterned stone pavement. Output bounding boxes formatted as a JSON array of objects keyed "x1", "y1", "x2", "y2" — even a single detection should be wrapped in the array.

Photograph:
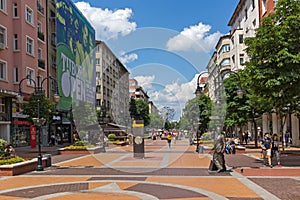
[{"x1": 0, "y1": 139, "x2": 299, "y2": 200}]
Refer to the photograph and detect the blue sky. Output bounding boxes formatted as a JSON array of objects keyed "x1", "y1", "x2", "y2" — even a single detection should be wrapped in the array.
[{"x1": 72, "y1": 0, "x2": 239, "y2": 120}]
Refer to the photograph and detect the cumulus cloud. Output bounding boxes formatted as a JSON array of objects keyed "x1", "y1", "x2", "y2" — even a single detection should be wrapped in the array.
[
  {"x1": 119, "y1": 52, "x2": 138, "y2": 64},
  {"x1": 166, "y1": 22, "x2": 222, "y2": 53},
  {"x1": 134, "y1": 75, "x2": 155, "y2": 91},
  {"x1": 75, "y1": 1, "x2": 137, "y2": 40},
  {"x1": 133, "y1": 73, "x2": 207, "y2": 120}
]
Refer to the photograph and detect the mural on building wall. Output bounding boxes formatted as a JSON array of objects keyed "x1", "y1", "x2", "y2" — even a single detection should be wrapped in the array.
[{"x1": 56, "y1": 0, "x2": 96, "y2": 111}]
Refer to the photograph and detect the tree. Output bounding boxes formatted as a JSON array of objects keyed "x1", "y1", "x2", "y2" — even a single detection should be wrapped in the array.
[
  {"x1": 244, "y1": 0, "x2": 300, "y2": 143},
  {"x1": 129, "y1": 98, "x2": 150, "y2": 126},
  {"x1": 148, "y1": 113, "x2": 163, "y2": 129},
  {"x1": 179, "y1": 95, "x2": 212, "y2": 137},
  {"x1": 223, "y1": 71, "x2": 270, "y2": 147},
  {"x1": 21, "y1": 94, "x2": 56, "y2": 125}
]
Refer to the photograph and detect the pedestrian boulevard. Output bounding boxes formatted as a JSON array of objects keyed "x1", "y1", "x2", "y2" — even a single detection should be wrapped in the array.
[{"x1": 0, "y1": 139, "x2": 299, "y2": 200}]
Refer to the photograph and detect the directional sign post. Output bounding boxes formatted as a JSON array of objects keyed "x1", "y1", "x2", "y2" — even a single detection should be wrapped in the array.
[{"x1": 132, "y1": 120, "x2": 145, "y2": 158}]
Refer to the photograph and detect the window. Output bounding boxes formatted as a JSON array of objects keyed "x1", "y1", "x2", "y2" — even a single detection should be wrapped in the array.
[
  {"x1": 262, "y1": 0, "x2": 267, "y2": 14},
  {"x1": 96, "y1": 85, "x2": 101, "y2": 93},
  {"x1": 13, "y1": 3, "x2": 18, "y2": 17},
  {"x1": 0, "y1": 0, "x2": 6, "y2": 12},
  {"x1": 0, "y1": 26, "x2": 6, "y2": 47},
  {"x1": 252, "y1": 19, "x2": 257, "y2": 28},
  {"x1": 37, "y1": 23, "x2": 42, "y2": 33},
  {"x1": 252, "y1": 0, "x2": 255, "y2": 9},
  {"x1": 220, "y1": 58, "x2": 230, "y2": 67},
  {"x1": 96, "y1": 58, "x2": 100, "y2": 65},
  {"x1": 13, "y1": 67, "x2": 18, "y2": 82},
  {"x1": 245, "y1": 8, "x2": 248, "y2": 20},
  {"x1": 218, "y1": 44, "x2": 230, "y2": 55},
  {"x1": 25, "y1": 6, "x2": 34, "y2": 24},
  {"x1": 231, "y1": 36, "x2": 234, "y2": 45},
  {"x1": 26, "y1": 36, "x2": 34, "y2": 55},
  {"x1": 239, "y1": 34, "x2": 244, "y2": 44},
  {"x1": 13, "y1": 34, "x2": 18, "y2": 50},
  {"x1": 26, "y1": 68, "x2": 35, "y2": 86},
  {"x1": 38, "y1": 48, "x2": 42, "y2": 59},
  {"x1": 240, "y1": 54, "x2": 244, "y2": 64},
  {"x1": 0, "y1": 60, "x2": 7, "y2": 81},
  {"x1": 96, "y1": 72, "x2": 100, "y2": 79}
]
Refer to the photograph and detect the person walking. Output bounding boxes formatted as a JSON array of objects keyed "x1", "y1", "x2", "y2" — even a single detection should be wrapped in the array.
[
  {"x1": 260, "y1": 133, "x2": 272, "y2": 167},
  {"x1": 167, "y1": 133, "x2": 172, "y2": 148},
  {"x1": 271, "y1": 134, "x2": 281, "y2": 167}
]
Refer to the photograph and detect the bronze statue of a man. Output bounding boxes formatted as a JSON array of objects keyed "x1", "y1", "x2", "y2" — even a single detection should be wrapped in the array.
[{"x1": 209, "y1": 132, "x2": 226, "y2": 173}]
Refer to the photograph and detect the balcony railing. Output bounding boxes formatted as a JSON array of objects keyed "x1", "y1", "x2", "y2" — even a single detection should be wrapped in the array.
[
  {"x1": 38, "y1": 59, "x2": 45, "y2": 69},
  {"x1": 37, "y1": 2, "x2": 44, "y2": 14},
  {"x1": 37, "y1": 31, "x2": 44, "y2": 41}
]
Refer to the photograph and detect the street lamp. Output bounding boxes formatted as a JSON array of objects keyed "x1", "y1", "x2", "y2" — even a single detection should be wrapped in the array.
[
  {"x1": 194, "y1": 71, "x2": 208, "y2": 153},
  {"x1": 17, "y1": 75, "x2": 60, "y2": 171},
  {"x1": 99, "y1": 103, "x2": 108, "y2": 152},
  {"x1": 225, "y1": 71, "x2": 244, "y2": 98}
]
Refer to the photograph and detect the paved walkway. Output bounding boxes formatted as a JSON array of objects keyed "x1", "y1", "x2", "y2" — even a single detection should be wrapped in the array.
[{"x1": 0, "y1": 139, "x2": 299, "y2": 200}]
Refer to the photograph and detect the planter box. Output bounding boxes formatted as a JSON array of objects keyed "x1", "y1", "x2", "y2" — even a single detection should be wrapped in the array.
[
  {"x1": 58, "y1": 147, "x2": 104, "y2": 155},
  {"x1": 0, "y1": 156, "x2": 51, "y2": 176}
]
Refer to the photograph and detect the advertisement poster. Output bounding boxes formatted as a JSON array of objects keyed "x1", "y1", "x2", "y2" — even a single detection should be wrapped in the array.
[{"x1": 56, "y1": 0, "x2": 96, "y2": 111}]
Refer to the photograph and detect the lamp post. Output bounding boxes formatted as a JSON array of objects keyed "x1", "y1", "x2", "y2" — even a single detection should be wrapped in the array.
[
  {"x1": 17, "y1": 75, "x2": 60, "y2": 171},
  {"x1": 194, "y1": 71, "x2": 208, "y2": 153},
  {"x1": 99, "y1": 103, "x2": 108, "y2": 152}
]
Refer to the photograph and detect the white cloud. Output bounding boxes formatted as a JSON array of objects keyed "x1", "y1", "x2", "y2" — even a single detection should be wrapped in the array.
[
  {"x1": 134, "y1": 75, "x2": 155, "y2": 91},
  {"x1": 166, "y1": 22, "x2": 222, "y2": 53},
  {"x1": 133, "y1": 73, "x2": 207, "y2": 120},
  {"x1": 119, "y1": 52, "x2": 138, "y2": 64},
  {"x1": 75, "y1": 2, "x2": 137, "y2": 40}
]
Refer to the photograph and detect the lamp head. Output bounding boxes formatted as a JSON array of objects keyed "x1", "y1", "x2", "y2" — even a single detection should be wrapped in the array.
[
  {"x1": 53, "y1": 92, "x2": 60, "y2": 103},
  {"x1": 33, "y1": 118, "x2": 46, "y2": 126},
  {"x1": 16, "y1": 90, "x2": 24, "y2": 103},
  {"x1": 236, "y1": 87, "x2": 244, "y2": 98},
  {"x1": 195, "y1": 85, "x2": 202, "y2": 97}
]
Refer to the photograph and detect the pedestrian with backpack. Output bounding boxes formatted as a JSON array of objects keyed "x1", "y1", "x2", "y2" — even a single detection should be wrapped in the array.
[{"x1": 271, "y1": 134, "x2": 281, "y2": 167}]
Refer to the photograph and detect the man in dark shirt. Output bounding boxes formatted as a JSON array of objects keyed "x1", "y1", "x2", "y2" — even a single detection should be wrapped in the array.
[{"x1": 260, "y1": 133, "x2": 272, "y2": 167}]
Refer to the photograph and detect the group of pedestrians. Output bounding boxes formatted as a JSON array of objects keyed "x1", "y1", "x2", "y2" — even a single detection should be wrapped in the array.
[{"x1": 260, "y1": 132, "x2": 281, "y2": 168}]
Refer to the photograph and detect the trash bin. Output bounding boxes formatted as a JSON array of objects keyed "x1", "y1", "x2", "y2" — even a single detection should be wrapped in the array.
[{"x1": 43, "y1": 154, "x2": 51, "y2": 167}]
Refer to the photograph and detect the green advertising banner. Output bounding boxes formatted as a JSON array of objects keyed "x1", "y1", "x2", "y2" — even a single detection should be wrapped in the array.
[{"x1": 56, "y1": 0, "x2": 96, "y2": 111}]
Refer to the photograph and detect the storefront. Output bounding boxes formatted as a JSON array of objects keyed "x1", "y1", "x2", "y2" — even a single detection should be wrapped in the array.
[{"x1": 51, "y1": 114, "x2": 72, "y2": 144}]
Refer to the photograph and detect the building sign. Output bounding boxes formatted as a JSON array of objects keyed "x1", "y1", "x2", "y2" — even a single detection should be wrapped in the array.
[{"x1": 56, "y1": 0, "x2": 96, "y2": 110}]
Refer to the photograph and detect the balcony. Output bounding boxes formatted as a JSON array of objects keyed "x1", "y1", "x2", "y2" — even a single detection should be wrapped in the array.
[
  {"x1": 37, "y1": 2, "x2": 44, "y2": 14},
  {"x1": 38, "y1": 59, "x2": 45, "y2": 69},
  {"x1": 51, "y1": 33, "x2": 56, "y2": 46},
  {"x1": 37, "y1": 31, "x2": 44, "y2": 41}
]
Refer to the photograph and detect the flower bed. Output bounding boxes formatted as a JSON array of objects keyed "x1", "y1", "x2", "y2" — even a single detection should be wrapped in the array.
[
  {"x1": 0, "y1": 156, "x2": 50, "y2": 176},
  {"x1": 58, "y1": 146, "x2": 104, "y2": 155}
]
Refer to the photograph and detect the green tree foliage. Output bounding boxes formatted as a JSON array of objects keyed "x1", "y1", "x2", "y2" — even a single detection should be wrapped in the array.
[
  {"x1": 129, "y1": 98, "x2": 150, "y2": 126},
  {"x1": 179, "y1": 95, "x2": 212, "y2": 136},
  {"x1": 148, "y1": 113, "x2": 163, "y2": 129},
  {"x1": 21, "y1": 94, "x2": 56, "y2": 125},
  {"x1": 197, "y1": 95, "x2": 212, "y2": 135},
  {"x1": 244, "y1": 0, "x2": 300, "y2": 134}
]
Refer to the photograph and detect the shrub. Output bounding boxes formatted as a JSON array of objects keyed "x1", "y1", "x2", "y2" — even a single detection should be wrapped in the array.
[
  {"x1": 65, "y1": 145, "x2": 87, "y2": 150},
  {"x1": 0, "y1": 139, "x2": 7, "y2": 151},
  {"x1": 108, "y1": 134, "x2": 116, "y2": 141},
  {"x1": 75, "y1": 140, "x2": 85, "y2": 146},
  {"x1": 0, "y1": 156, "x2": 24, "y2": 165}
]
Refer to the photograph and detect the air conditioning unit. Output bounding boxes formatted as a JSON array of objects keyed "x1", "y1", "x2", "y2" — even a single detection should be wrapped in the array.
[{"x1": 0, "y1": 43, "x2": 5, "y2": 50}]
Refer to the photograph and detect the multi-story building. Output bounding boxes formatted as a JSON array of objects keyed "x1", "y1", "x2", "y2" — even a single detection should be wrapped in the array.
[
  {"x1": 95, "y1": 41, "x2": 130, "y2": 127},
  {"x1": 228, "y1": 0, "x2": 260, "y2": 71},
  {"x1": 129, "y1": 78, "x2": 149, "y2": 102},
  {"x1": 0, "y1": 0, "x2": 48, "y2": 145}
]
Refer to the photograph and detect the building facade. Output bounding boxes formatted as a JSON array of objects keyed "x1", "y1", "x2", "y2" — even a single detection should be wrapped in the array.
[
  {"x1": 0, "y1": 0, "x2": 48, "y2": 145},
  {"x1": 95, "y1": 41, "x2": 130, "y2": 127}
]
